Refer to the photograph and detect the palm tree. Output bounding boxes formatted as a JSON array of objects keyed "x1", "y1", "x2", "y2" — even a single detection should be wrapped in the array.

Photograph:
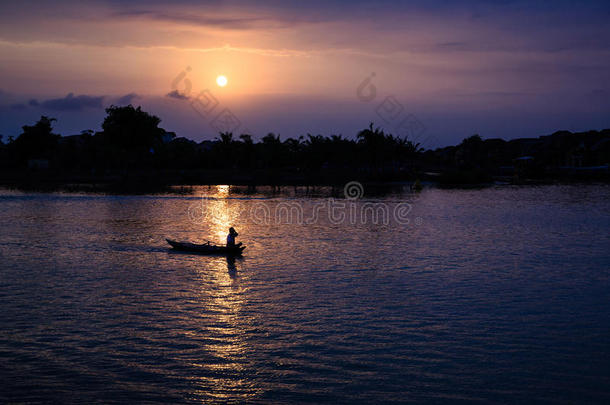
[{"x1": 218, "y1": 132, "x2": 233, "y2": 145}]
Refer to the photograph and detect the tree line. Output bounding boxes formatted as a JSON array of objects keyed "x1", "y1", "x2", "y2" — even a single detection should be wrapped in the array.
[
  {"x1": 0, "y1": 105, "x2": 422, "y2": 175},
  {"x1": 1, "y1": 105, "x2": 608, "y2": 185}
]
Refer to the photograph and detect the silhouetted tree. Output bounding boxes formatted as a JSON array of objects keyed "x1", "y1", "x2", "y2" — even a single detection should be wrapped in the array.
[
  {"x1": 10, "y1": 116, "x2": 60, "y2": 166},
  {"x1": 218, "y1": 132, "x2": 233, "y2": 145},
  {"x1": 98, "y1": 105, "x2": 170, "y2": 169},
  {"x1": 239, "y1": 134, "x2": 253, "y2": 145},
  {"x1": 102, "y1": 105, "x2": 166, "y2": 150}
]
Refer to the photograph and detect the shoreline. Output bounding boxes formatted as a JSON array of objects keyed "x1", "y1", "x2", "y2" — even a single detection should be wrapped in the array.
[{"x1": 1, "y1": 170, "x2": 608, "y2": 195}]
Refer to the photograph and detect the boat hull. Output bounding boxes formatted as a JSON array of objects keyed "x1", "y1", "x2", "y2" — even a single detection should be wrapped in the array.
[{"x1": 166, "y1": 239, "x2": 245, "y2": 255}]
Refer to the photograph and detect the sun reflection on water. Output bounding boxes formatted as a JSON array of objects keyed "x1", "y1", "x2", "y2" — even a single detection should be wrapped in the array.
[
  {"x1": 168, "y1": 185, "x2": 260, "y2": 400},
  {"x1": 208, "y1": 185, "x2": 236, "y2": 243},
  {"x1": 187, "y1": 254, "x2": 259, "y2": 401}
]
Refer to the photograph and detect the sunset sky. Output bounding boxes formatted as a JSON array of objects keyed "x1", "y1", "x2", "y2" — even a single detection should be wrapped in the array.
[{"x1": 1, "y1": 0, "x2": 609, "y2": 147}]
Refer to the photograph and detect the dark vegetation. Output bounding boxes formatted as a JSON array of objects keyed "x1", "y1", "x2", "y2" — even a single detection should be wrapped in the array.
[{"x1": 0, "y1": 105, "x2": 608, "y2": 191}]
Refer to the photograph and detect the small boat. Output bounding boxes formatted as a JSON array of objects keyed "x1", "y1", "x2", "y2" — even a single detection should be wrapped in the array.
[{"x1": 166, "y1": 239, "x2": 246, "y2": 255}]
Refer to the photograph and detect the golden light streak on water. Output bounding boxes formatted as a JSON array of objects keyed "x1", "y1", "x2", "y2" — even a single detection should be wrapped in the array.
[{"x1": 189, "y1": 256, "x2": 259, "y2": 401}]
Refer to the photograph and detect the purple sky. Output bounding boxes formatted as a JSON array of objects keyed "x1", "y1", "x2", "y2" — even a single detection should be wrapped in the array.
[{"x1": 1, "y1": 0, "x2": 609, "y2": 148}]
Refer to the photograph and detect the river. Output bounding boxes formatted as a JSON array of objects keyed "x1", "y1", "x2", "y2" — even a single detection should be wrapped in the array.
[{"x1": 1, "y1": 184, "x2": 609, "y2": 403}]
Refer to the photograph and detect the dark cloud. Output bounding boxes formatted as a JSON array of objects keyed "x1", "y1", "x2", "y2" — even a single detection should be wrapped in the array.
[
  {"x1": 114, "y1": 9, "x2": 270, "y2": 29},
  {"x1": 166, "y1": 90, "x2": 189, "y2": 100},
  {"x1": 2, "y1": 0, "x2": 610, "y2": 56},
  {"x1": 28, "y1": 99, "x2": 39, "y2": 106},
  {"x1": 41, "y1": 93, "x2": 104, "y2": 111},
  {"x1": 116, "y1": 93, "x2": 139, "y2": 105}
]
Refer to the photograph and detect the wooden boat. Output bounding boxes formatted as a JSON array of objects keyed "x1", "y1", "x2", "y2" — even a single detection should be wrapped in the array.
[{"x1": 166, "y1": 239, "x2": 246, "y2": 255}]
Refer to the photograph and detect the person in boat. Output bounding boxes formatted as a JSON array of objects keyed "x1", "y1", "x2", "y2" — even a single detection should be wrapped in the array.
[{"x1": 226, "y1": 227, "x2": 242, "y2": 248}]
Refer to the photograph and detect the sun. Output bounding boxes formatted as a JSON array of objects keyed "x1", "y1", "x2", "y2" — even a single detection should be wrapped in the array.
[{"x1": 216, "y1": 75, "x2": 228, "y2": 87}]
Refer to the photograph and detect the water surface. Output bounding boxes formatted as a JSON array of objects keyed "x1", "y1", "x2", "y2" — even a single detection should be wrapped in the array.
[{"x1": 1, "y1": 185, "x2": 609, "y2": 403}]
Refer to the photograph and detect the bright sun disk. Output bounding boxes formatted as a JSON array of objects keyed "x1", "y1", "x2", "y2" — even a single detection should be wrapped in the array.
[{"x1": 216, "y1": 75, "x2": 227, "y2": 87}]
